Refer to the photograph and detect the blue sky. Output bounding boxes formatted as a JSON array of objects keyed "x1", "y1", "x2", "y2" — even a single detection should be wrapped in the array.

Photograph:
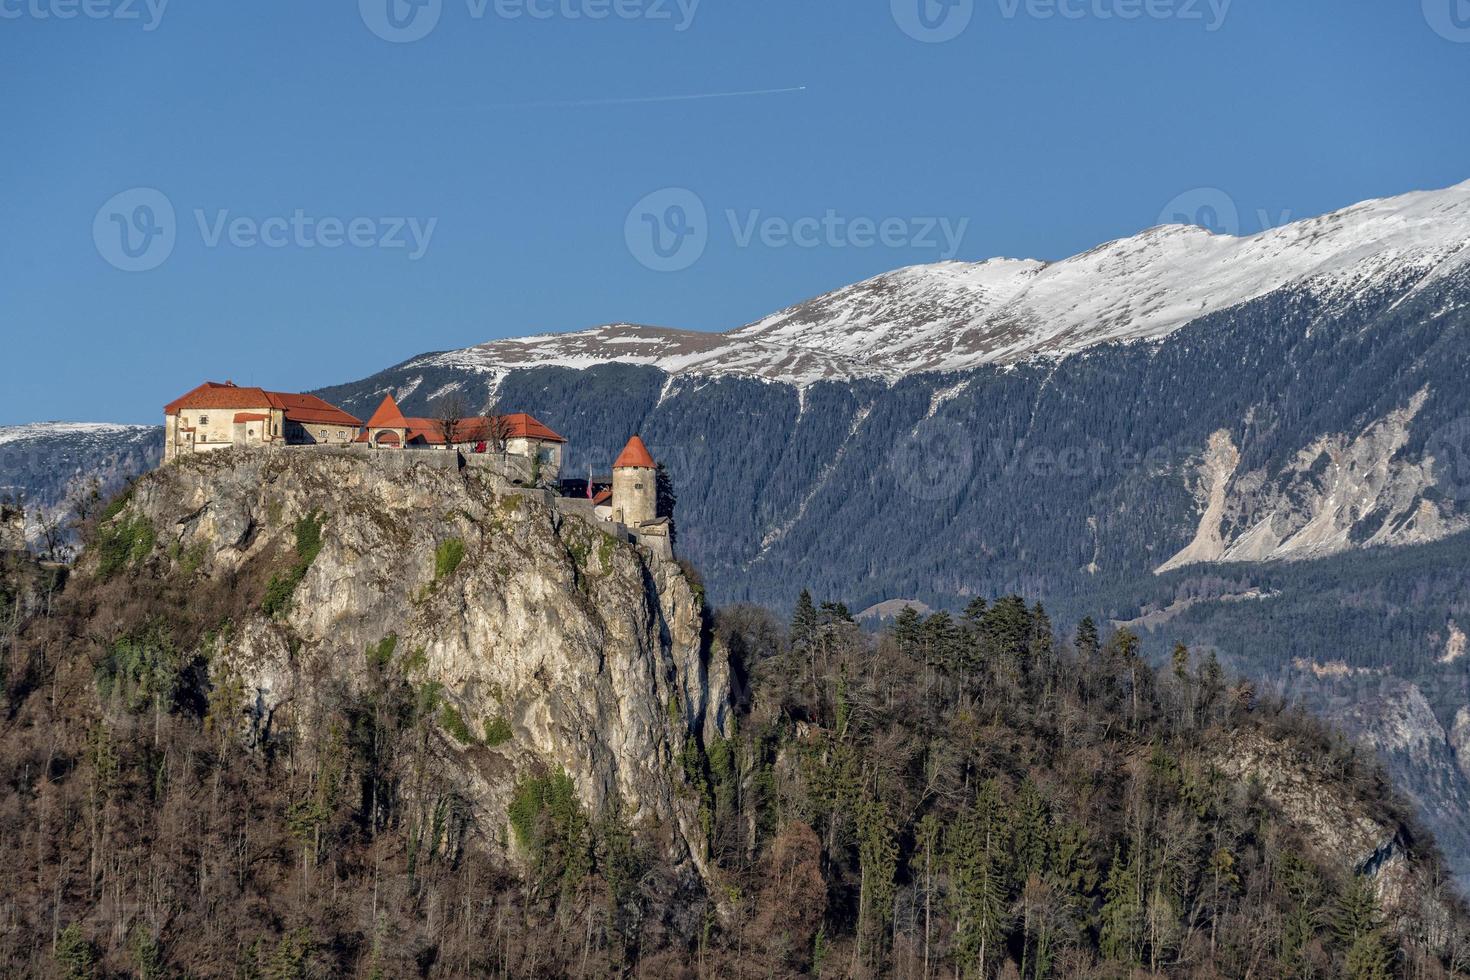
[{"x1": 2, "y1": 0, "x2": 1468, "y2": 424}]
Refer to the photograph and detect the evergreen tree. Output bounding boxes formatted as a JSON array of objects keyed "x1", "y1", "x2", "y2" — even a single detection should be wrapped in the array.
[
  {"x1": 983, "y1": 595, "x2": 1033, "y2": 679},
  {"x1": 1029, "y1": 602, "x2": 1055, "y2": 663},
  {"x1": 962, "y1": 596, "x2": 988, "y2": 628},
  {"x1": 1333, "y1": 876, "x2": 1396, "y2": 980},
  {"x1": 922, "y1": 611, "x2": 962, "y2": 675},
  {"x1": 654, "y1": 463, "x2": 677, "y2": 545},
  {"x1": 1011, "y1": 778, "x2": 1051, "y2": 882},
  {"x1": 791, "y1": 590, "x2": 818, "y2": 654},
  {"x1": 1099, "y1": 844, "x2": 1143, "y2": 966},
  {"x1": 856, "y1": 800, "x2": 899, "y2": 961},
  {"x1": 1075, "y1": 617, "x2": 1100, "y2": 658},
  {"x1": 53, "y1": 925, "x2": 96, "y2": 980},
  {"x1": 1344, "y1": 932, "x2": 1395, "y2": 980},
  {"x1": 949, "y1": 804, "x2": 1008, "y2": 977},
  {"x1": 892, "y1": 605, "x2": 923, "y2": 658}
]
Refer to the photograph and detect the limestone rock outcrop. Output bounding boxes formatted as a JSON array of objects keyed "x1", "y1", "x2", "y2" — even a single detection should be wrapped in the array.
[{"x1": 117, "y1": 450, "x2": 731, "y2": 882}]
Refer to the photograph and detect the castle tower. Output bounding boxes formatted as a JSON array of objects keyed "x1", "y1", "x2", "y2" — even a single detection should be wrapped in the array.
[
  {"x1": 611, "y1": 435, "x2": 657, "y2": 526},
  {"x1": 364, "y1": 394, "x2": 410, "y2": 449}
]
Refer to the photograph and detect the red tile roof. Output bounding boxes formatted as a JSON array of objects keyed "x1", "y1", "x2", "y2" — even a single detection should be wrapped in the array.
[
  {"x1": 265, "y1": 392, "x2": 360, "y2": 428},
  {"x1": 500, "y1": 413, "x2": 566, "y2": 444},
  {"x1": 375, "y1": 412, "x2": 566, "y2": 447},
  {"x1": 233, "y1": 413, "x2": 269, "y2": 423},
  {"x1": 592, "y1": 489, "x2": 612, "y2": 505},
  {"x1": 166, "y1": 381, "x2": 360, "y2": 428},
  {"x1": 364, "y1": 394, "x2": 411, "y2": 430},
  {"x1": 165, "y1": 382, "x2": 270, "y2": 415},
  {"x1": 613, "y1": 435, "x2": 656, "y2": 469}
]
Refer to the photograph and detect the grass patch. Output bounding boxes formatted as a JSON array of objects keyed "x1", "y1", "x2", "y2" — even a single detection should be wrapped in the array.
[
  {"x1": 262, "y1": 511, "x2": 325, "y2": 618},
  {"x1": 99, "y1": 488, "x2": 134, "y2": 524},
  {"x1": 483, "y1": 715, "x2": 513, "y2": 747},
  {"x1": 434, "y1": 538, "x2": 466, "y2": 580},
  {"x1": 440, "y1": 703, "x2": 476, "y2": 745},
  {"x1": 366, "y1": 634, "x2": 398, "y2": 670},
  {"x1": 97, "y1": 515, "x2": 156, "y2": 580},
  {"x1": 167, "y1": 540, "x2": 208, "y2": 576},
  {"x1": 403, "y1": 647, "x2": 428, "y2": 675}
]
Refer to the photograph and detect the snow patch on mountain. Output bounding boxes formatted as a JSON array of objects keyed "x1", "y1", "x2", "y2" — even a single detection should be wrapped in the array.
[
  {"x1": 0, "y1": 422, "x2": 156, "y2": 447},
  {"x1": 413, "y1": 179, "x2": 1470, "y2": 386}
]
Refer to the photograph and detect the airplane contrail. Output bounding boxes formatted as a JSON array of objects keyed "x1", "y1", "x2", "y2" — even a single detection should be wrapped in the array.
[{"x1": 455, "y1": 86, "x2": 808, "y2": 109}]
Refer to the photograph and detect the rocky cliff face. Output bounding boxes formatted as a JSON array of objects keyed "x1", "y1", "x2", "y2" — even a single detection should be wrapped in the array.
[
  {"x1": 1212, "y1": 731, "x2": 1421, "y2": 909},
  {"x1": 1453, "y1": 708, "x2": 1470, "y2": 783},
  {"x1": 0, "y1": 505, "x2": 23, "y2": 553},
  {"x1": 113, "y1": 450, "x2": 731, "y2": 885},
  {"x1": 1158, "y1": 390, "x2": 1469, "y2": 573}
]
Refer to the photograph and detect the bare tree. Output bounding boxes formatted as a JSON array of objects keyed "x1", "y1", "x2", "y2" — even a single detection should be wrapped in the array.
[
  {"x1": 434, "y1": 394, "x2": 470, "y2": 449},
  {"x1": 485, "y1": 399, "x2": 514, "y2": 455},
  {"x1": 66, "y1": 476, "x2": 103, "y2": 527},
  {"x1": 33, "y1": 506, "x2": 68, "y2": 563}
]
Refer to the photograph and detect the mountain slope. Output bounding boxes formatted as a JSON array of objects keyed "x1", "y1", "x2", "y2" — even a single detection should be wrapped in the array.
[
  {"x1": 412, "y1": 178, "x2": 1470, "y2": 384},
  {"x1": 0, "y1": 422, "x2": 162, "y2": 538},
  {"x1": 3, "y1": 457, "x2": 1468, "y2": 976},
  {"x1": 13, "y1": 177, "x2": 1470, "y2": 900}
]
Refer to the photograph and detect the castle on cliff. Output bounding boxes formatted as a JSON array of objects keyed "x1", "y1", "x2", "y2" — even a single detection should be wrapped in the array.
[{"x1": 162, "y1": 381, "x2": 672, "y2": 556}]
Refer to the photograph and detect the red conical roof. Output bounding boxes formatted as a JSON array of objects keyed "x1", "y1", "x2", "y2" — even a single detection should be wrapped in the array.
[
  {"x1": 613, "y1": 435, "x2": 656, "y2": 469},
  {"x1": 365, "y1": 394, "x2": 410, "y2": 429}
]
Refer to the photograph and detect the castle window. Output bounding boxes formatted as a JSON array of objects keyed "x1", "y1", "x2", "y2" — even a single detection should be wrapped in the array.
[
  {"x1": 199, "y1": 415, "x2": 209, "y2": 425},
  {"x1": 635, "y1": 483, "x2": 644, "y2": 490}
]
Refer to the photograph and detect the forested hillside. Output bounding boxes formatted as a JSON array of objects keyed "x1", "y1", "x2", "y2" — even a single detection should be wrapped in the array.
[
  {"x1": 3, "y1": 504, "x2": 1468, "y2": 976},
  {"x1": 317, "y1": 264, "x2": 1470, "y2": 617}
]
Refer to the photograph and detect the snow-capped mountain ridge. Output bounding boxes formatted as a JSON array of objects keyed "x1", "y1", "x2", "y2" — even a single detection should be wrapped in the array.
[
  {"x1": 418, "y1": 179, "x2": 1470, "y2": 385},
  {"x1": 0, "y1": 421, "x2": 156, "y2": 448}
]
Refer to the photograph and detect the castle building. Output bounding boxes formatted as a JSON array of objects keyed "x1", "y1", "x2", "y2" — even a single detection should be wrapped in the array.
[
  {"x1": 164, "y1": 382, "x2": 363, "y2": 461},
  {"x1": 610, "y1": 435, "x2": 658, "y2": 527},
  {"x1": 163, "y1": 384, "x2": 566, "y2": 480},
  {"x1": 358, "y1": 394, "x2": 566, "y2": 480}
]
